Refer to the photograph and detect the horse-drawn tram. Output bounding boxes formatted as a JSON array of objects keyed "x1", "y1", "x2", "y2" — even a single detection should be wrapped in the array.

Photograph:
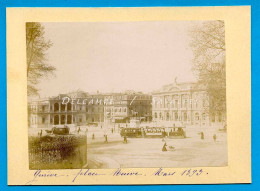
[
  {"x1": 120, "y1": 127, "x2": 143, "y2": 138},
  {"x1": 143, "y1": 127, "x2": 167, "y2": 138},
  {"x1": 167, "y1": 126, "x2": 186, "y2": 139}
]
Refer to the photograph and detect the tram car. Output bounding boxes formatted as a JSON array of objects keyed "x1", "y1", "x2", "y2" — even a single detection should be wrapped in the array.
[
  {"x1": 143, "y1": 127, "x2": 167, "y2": 138},
  {"x1": 168, "y1": 126, "x2": 186, "y2": 139},
  {"x1": 120, "y1": 127, "x2": 143, "y2": 138}
]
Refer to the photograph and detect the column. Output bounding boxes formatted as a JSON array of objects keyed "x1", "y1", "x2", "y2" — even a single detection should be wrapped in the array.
[{"x1": 59, "y1": 115, "x2": 61, "y2": 125}]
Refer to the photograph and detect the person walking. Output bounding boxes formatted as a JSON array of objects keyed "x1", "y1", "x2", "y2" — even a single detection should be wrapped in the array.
[
  {"x1": 201, "y1": 132, "x2": 204, "y2": 140},
  {"x1": 213, "y1": 134, "x2": 217, "y2": 142},
  {"x1": 162, "y1": 142, "x2": 167, "y2": 152}
]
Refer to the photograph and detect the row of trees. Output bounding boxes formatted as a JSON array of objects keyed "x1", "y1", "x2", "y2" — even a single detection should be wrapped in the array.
[{"x1": 189, "y1": 20, "x2": 226, "y2": 116}]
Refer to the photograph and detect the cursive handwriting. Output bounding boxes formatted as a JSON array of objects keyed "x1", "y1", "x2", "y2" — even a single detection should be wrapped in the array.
[
  {"x1": 113, "y1": 168, "x2": 142, "y2": 176},
  {"x1": 153, "y1": 168, "x2": 176, "y2": 176},
  {"x1": 25, "y1": 170, "x2": 62, "y2": 185},
  {"x1": 72, "y1": 169, "x2": 105, "y2": 183}
]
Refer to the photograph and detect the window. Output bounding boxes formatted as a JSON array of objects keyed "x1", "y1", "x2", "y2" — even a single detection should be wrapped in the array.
[
  {"x1": 202, "y1": 113, "x2": 206, "y2": 120},
  {"x1": 218, "y1": 112, "x2": 222, "y2": 122},
  {"x1": 159, "y1": 112, "x2": 162, "y2": 119},
  {"x1": 195, "y1": 113, "x2": 200, "y2": 121},
  {"x1": 154, "y1": 112, "x2": 157, "y2": 119},
  {"x1": 166, "y1": 112, "x2": 170, "y2": 121},
  {"x1": 184, "y1": 112, "x2": 187, "y2": 121},
  {"x1": 212, "y1": 113, "x2": 215, "y2": 122},
  {"x1": 42, "y1": 117, "x2": 45, "y2": 124},
  {"x1": 175, "y1": 100, "x2": 178, "y2": 108},
  {"x1": 175, "y1": 112, "x2": 178, "y2": 121},
  {"x1": 184, "y1": 100, "x2": 187, "y2": 108}
]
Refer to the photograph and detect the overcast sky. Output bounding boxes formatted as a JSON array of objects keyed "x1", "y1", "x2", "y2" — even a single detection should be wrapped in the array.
[{"x1": 38, "y1": 21, "x2": 200, "y2": 97}]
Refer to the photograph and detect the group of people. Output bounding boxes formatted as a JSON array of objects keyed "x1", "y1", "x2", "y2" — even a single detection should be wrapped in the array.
[{"x1": 200, "y1": 132, "x2": 217, "y2": 142}]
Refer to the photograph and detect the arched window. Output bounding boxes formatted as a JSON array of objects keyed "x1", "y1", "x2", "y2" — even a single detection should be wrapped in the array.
[
  {"x1": 61, "y1": 104, "x2": 65, "y2": 111},
  {"x1": 166, "y1": 112, "x2": 170, "y2": 121},
  {"x1": 159, "y1": 112, "x2": 162, "y2": 119},
  {"x1": 67, "y1": 103, "x2": 71, "y2": 111},
  {"x1": 61, "y1": 115, "x2": 65, "y2": 124},
  {"x1": 54, "y1": 103, "x2": 59, "y2": 112},
  {"x1": 54, "y1": 115, "x2": 59, "y2": 125},
  {"x1": 67, "y1": 115, "x2": 72, "y2": 124}
]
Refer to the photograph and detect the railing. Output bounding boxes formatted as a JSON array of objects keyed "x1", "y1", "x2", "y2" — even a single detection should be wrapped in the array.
[{"x1": 29, "y1": 135, "x2": 87, "y2": 169}]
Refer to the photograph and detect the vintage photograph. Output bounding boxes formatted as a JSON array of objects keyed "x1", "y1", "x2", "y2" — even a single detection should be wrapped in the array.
[{"x1": 27, "y1": 21, "x2": 227, "y2": 169}]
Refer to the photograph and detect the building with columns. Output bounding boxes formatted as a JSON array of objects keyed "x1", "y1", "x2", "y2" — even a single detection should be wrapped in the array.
[
  {"x1": 152, "y1": 80, "x2": 226, "y2": 127},
  {"x1": 28, "y1": 91, "x2": 105, "y2": 128}
]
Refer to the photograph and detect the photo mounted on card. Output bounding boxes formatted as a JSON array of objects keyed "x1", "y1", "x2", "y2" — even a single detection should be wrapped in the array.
[{"x1": 7, "y1": 7, "x2": 251, "y2": 185}]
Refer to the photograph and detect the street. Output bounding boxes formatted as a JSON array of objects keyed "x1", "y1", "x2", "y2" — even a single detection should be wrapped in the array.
[{"x1": 28, "y1": 124, "x2": 227, "y2": 169}]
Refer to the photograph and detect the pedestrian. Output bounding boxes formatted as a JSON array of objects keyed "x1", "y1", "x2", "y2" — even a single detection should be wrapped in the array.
[
  {"x1": 92, "y1": 133, "x2": 95, "y2": 140},
  {"x1": 124, "y1": 136, "x2": 127, "y2": 143},
  {"x1": 104, "y1": 135, "x2": 108, "y2": 143},
  {"x1": 201, "y1": 132, "x2": 204, "y2": 140},
  {"x1": 162, "y1": 142, "x2": 167, "y2": 152},
  {"x1": 40, "y1": 129, "x2": 43, "y2": 137},
  {"x1": 112, "y1": 128, "x2": 114, "y2": 133},
  {"x1": 213, "y1": 134, "x2": 217, "y2": 142},
  {"x1": 77, "y1": 127, "x2": 81, "y2": 134}
]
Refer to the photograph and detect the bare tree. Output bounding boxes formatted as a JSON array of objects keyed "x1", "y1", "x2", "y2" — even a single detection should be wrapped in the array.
[
  {"x1": 26, "y1": 22, "x2": 56, "y2": 96},
  {"x1": 189, "y1": 21, "x2": 226, "y2": 116}
]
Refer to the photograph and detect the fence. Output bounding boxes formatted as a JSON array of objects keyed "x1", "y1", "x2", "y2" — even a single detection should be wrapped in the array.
[{"x1": 29, "y1": 135, "x2": 87, "y2": 169}]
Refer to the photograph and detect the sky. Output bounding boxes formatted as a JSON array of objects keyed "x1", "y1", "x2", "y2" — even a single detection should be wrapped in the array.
[{"x1": 37, "y1": 21, "x2": 200, "y2": 98}]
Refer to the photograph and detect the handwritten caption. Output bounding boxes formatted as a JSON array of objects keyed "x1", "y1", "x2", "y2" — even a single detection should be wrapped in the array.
[{"x1": 26, "y1": 168, "x2": 208, "y2": 184}]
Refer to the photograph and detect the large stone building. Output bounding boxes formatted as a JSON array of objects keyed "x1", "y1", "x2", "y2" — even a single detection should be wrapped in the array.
[
  {"x1": 104, "y1": 91, "x2": 152, "y2": 124},
  {"x1": 28, "y1": 90, "x2": 152, "y2": 128},
  {"x1": 152, "y1": 80, "x2": 226, "y2": 127},
  {"x1": 28, "y1": 91, "x2": 105, "y2": 128}
]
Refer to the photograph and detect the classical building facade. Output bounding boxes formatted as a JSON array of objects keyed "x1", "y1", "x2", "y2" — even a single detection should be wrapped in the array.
[
  {"x1": 152, "y1": 80, "x2": 226, "y2": 127},
  {"x1": 28, "y1": 91, "x2": 105, "y2": 128},
  {"x1": 103, "y1": 91, "x2": 152, "y2": 124},
  {"x1": 28, "y1": 90, "x2": 152, "y2": 128}
]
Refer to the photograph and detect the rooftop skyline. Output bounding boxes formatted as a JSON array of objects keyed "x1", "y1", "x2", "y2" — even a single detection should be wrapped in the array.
[{"x1": 36, "y1": 21, "x2": 201, "y2": 98}]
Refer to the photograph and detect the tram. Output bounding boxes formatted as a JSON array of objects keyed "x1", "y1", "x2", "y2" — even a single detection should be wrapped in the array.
[
  {"x1": 143, "y1": 127, "x2": 167, "y2": 138},
  {"x1": 120, "y1": 127, "x2": 143, "y2": 138}
]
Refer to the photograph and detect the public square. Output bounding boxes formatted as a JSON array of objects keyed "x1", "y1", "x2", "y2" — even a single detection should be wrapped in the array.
[{"x1": 28, "y1": 124, "x2": 227, "y2": 169}]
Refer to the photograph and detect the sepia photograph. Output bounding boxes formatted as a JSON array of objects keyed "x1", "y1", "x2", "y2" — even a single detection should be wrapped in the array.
[{"x1": 27, "y1": 21, "x2": 227, "y2": 170}]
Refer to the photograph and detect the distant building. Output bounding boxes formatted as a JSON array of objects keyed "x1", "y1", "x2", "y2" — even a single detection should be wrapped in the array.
[
  {"x1": 28, "y1": 91, "x2": 105, "y2": 128},
  {"x1": 152, "y1": 80, "x2": 226, "y2": 126},
  {"x1": 104, "y1": 91, "x2": 152, "y2": 124}
]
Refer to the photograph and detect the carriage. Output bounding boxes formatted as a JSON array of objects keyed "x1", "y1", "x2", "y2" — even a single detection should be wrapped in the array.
[{"x1": 167, "y1": 126, "x2": 186, "y2": 139}]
